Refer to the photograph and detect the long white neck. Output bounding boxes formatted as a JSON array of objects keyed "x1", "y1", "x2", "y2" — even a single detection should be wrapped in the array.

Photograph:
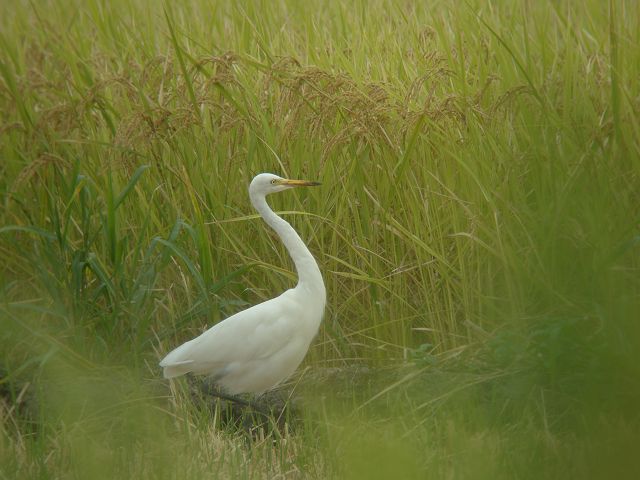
[{"x1": 250, "y1": 190, "x2": 326, "y2": 300}]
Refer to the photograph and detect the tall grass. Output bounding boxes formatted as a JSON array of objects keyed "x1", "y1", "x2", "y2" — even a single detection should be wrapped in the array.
[{"x1": 1, "y1": 0, "x2": 639, "y2": 478}]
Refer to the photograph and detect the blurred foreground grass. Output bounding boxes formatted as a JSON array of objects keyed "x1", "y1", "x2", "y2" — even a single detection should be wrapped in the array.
[{"x1": 1, "y1": 0, "x2": 639, "y2": 478}]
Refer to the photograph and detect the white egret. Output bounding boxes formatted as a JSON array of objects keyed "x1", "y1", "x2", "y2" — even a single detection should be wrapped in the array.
[{"x1": 160, "y1": 173, "x2": 325, "y2": 395}]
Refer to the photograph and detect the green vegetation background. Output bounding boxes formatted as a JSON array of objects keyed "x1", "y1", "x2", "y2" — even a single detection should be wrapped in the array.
[{"x1": 1, "y1": 0, "x2": 639, "y2": 478}]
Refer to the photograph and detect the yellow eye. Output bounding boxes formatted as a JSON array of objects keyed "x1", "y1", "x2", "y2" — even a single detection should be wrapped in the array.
[{"x1": 271, "y1": 179, "x2": 277, "y2": 184}]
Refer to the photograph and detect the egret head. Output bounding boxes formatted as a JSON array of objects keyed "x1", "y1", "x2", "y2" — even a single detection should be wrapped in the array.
[{"x1": 250, "y1": 173, "x2": 321, "y2": 196}]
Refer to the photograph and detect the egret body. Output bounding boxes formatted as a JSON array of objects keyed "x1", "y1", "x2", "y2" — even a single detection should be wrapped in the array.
[{"x1": 160, "y1": 173, "x2": 325, "y2": 394}]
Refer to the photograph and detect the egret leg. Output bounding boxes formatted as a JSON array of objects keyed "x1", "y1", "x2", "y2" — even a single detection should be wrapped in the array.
[{"x1": 191, "y1": 376, "x2": 271, "y2": 419}]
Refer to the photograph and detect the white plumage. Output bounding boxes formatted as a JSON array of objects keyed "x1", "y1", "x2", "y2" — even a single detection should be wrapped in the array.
[{"x1": 160, "y1": 173, "x2": 325, "y2": 394}]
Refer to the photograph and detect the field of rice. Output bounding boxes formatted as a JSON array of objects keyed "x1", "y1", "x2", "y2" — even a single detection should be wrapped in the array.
[{"x1": 1, "y1": 1, "x2": 639, "y2": 478}]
